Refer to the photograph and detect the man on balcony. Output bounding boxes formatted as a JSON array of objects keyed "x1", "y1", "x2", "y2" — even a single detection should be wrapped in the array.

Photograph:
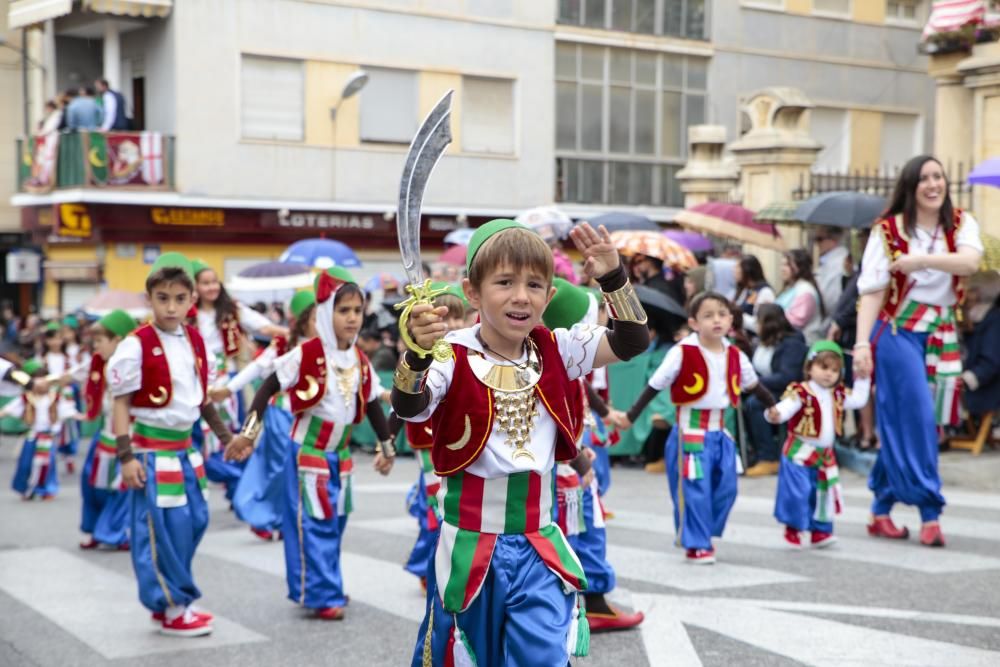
[
  {"x1": 65, "y1": 87, "x2": 102, "y2": 131},
  {"x1": 95, "y1": 79, "x2": 131, "y2": 132}
]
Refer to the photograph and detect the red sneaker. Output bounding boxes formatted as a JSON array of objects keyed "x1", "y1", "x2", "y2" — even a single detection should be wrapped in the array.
[
  {"x1": 420, "y1": 576, "x2": 427, "y2": 592},
  {"x1": 919, "y1": 522, "x2": 946, "y2": 547},
  {"x1": 810, "y1": 531, "x2": 837, "y2": 549},
  {"x1": 117, "y1": 542, "x2": 130, "y2": 552},
  {"x1": 314, "y1": 606, "x2": 345, "y2": 621},
  {"x1": 151, "y1": 611, "x2": 165, "y2": 624},
  {"x1": 587, "y1": 606, "x2": 645, "y2": 632},
  {"x1": 160, "y1": 610, "x2": 213, "y2": 637},
  {"x1": 250, "y1": 527, "x2": 275, "y2": 541},
  {"x1": 65, "y1": 460, "x2": 75, "y2": 475},
  {"x1": 79, "y1": 537, "x2": 100, "y2": 550},
  {"x1": 685, "y1": 548, "x2": 716, "y2": 564},
  {"x1": 867, "y1": 515, "x2": 909, "y2": 540},
  {"x1": 783, "y1": 527, "x2": 802, "y2": 549},
  {"x1": 190, "y1": 607, "x2": 214, "y2": 622}
]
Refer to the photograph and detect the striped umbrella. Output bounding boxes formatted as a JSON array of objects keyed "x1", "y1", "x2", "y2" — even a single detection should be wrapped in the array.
[
  {"x1": 754, "y1": 200, "x2": 800, "y2": 223},
  {"x1": 610, "y1": 231, "x2": 697, "y2": 271},
  {"x1": 980, "y1": 233, "x2": 1000, "y2": 271},
  {"x1": 674, "y1": 202, "x2": 784, "y2": 251}
]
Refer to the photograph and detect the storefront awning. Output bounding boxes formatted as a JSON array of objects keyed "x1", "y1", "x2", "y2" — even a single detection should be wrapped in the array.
[
  {"x1": 82, "y1": 0, "x2": 172, "y2": 19},
  {"x1": 7, "y1": 0, "x2": 72, "y2": 29}
]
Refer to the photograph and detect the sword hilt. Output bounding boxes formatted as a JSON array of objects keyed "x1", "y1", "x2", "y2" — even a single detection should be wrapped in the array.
[{"x1": 394, "y1": 279, "x2": 454, "y2": 362}]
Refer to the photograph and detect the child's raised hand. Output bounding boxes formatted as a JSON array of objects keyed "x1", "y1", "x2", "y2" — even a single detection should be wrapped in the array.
[
  {"x1": 765, "y1": 407, "x2": 780, "y2": 423},
  {"x1": 408, "y1": 304, "x2": 450, "y2": 352},
  {"x1": 569, "y1": 223, "x2": 619, "y2": 280}
]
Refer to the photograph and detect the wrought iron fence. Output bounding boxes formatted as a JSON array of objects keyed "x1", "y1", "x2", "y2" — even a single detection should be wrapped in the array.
[{"x1": 793, "y1": 160, "x2": 975, "y2": 210}]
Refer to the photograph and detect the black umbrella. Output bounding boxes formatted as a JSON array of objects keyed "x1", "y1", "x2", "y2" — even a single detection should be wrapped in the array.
[
  {"x1": 634, "y1": 283, "x2": 687, "y2": 319},
  {"x1": 586, "y1": 212, "x2": 661, "y2": 233},
  {"x1": 793, "y1": 191, "x2": 886, "y2": 229}
]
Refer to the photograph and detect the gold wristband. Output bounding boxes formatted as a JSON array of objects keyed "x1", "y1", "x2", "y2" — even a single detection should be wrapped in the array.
[
  {"x1": 376, "y1": 437, "x2": 397, "y2": 458},
  {"x1": 240, "y1": 410, "x2": 263, "y2": 443},
  {"x1": 9, "y1": 369, "x2": 31, "y2": 388},
  {"x1": 393, "y1": 358, "x2": 428, "y2": 395},
  {"x1": 602, "y1": 280, "x2": 648, "y2": 324}
]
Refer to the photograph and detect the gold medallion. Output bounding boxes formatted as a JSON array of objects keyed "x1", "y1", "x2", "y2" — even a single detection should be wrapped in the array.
[{"x1": 431, "y1": 339, "x2": 453, "y2": 363}]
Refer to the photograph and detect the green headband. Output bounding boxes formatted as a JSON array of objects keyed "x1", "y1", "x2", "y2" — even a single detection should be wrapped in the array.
[
  {"x1": 148, "y1": 251, "x2": 193, "y2": 279},
  {"x1": 430, "y1": 281, "x2": 468, "y2": 306},
  {"x1": 290, "y1": 290, "x2": 316, "y2": 318},
  {"x1": 191, "y1": 258, "x2": 211, "y2": 276},
  {"x1": 808, "y1": 339, "x2": 844, "y2": 361},
  {"x1": 22, "y1": 358, "x2": 44, "y2": 375},
  {"x1": 465, "y1": 218, "x2": 528, "y2": 276}
]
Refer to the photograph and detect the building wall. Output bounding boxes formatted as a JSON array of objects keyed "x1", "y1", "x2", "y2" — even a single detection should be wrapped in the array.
[
  {"x1": 0, "y1": 0, "x2": 24, "y2": 233},
  {"x1": 120, "y1": 18, "x2": 177, "y2": 134},
  {"x1": 711, "y1": 1, "x2": 934, "y2": 172},
  {"x1": 170, "y1": 0, "x2": 554, "y2": 209}
]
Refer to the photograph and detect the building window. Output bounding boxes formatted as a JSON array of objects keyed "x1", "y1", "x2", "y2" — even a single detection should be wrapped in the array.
[
  {"x1": 810, "y1": 107, "x2": 850, "y2": 173},
  {"x1": 555, "y1": 42, "x2": 707, "y2": 206},
  {"x1": 879, "y1": 113, "x2": 920, "y2": 172},
  {"x1": 740, "y1": 0, "x2": 783, "y2": 10},
  {"x1": 462, "y1": 76, "x2": 515, "y2": 154},
  {"x1": 558, "y1": 0, "x2": 708, "y2": 41},
  {"x1": 812, "y1": 0, "x2": 850, "y2": 17},
  {"x1": 240, "y1": 55, "x2": 304, "y2": 141},
  {"x1": 360, "y1": 67, "x2": 418, "y2": 144},
  {"x1": 886, "y1": 0, "x2": 921, "y2": 22}
]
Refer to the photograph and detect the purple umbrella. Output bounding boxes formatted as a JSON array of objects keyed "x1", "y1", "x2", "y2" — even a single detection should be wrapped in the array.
[
  {"x1": 968, "y1": 157, "x2": 1000, "y2": 188},
  {"x1": 664, "y1": 229, "x2": 713, "y2": 253}
]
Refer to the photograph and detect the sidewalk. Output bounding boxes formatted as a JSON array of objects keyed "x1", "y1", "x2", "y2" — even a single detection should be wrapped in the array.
[{"x1": 836, "y1": 443, "x2": 1000, "y2": 493}]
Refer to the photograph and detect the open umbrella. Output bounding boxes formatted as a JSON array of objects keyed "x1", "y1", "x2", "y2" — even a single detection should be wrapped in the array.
[
  {"x1": 226, "y1": 261, "x2": 313, "y2": 291},
  {"x1": 674, "y1": 202, "x2": 784, "y2": 251},
  {"x1": 444, "y1": 228, "x2": 476, "y2": 246},
  {"x1": 83, "y1": 289, "x2": 149, "y2": 319},
  {"x1": 968, "y1": 157, "x2": 1000, "y2": 187},
  {"x1": 793, "y1": 191, "x2": 886, "y2": 229},
  {"x1": 980, "y1": 234, "x2": 1000, "y2": 271},
  {"x1": 635, "y1": 283, "x2": 686, "y2": 320},
  {"x1": 754, "y1": 200, "x2": 800, "y2": 223},
  {"x1": 664, "y1": 229, "x2": 714, "y2": 253},
  {"x1": 279, "y1": 238, "x2": 361, "y2": 269},
  {"x1": 438, "y1": 244, "x2": 467, "y2": 267},
  {"x1": 585, "y1": 212, "x2": 660, "y2": 233},
  {"x1": 364, "y1": 272, "x2": 403, "y2": 293},
  {"x1": 516, "y1": 206, "x2": 574, "y2": 242},
  {"x1": 610, "y1": 230, "x2": 697, "y2": 271}
]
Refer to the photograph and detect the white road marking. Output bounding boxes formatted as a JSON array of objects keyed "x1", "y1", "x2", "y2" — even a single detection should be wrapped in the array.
[{"x1": 0, "y1": 547, "x2": 266, "y2": 659}]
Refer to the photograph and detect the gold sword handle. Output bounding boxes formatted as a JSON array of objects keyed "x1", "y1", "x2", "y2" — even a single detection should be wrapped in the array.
[{"x1": 394, "y1": 279, "x2": 454, "y2": 363}]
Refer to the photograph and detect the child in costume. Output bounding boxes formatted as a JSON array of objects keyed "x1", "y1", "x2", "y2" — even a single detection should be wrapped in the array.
[
  {"x1": 544, "y1": 278, "x2": 644, "y2": 633},
  {"x1": 219, "y1": 289, "x2": 317, "y2": 541},
  {"x1": 78, "y1": 310, "x2": 138, "y2": 551},
  {"x1": 613, "y1": 292, "x2": 775, "y2": 564},
  {"x1": 109, "y1": 253, "x2": 235, "y2": 637},
  {"x1": 765, "y1": 341, "x2": 870, "y2": 548},
  {"x1": 225, "y1": 268, "x2": 395, "y2": 621},
  {"x1": 6, "y1": 359, "x2": 77, "y2": 499},
  {"x1": 392, "y1": 219, "x2": 650, "y2": 666},
  {"x1": 191, "y1": 259, "x2": 288, "y2": 500},
  {"x1": 42, "y1": 322, "x2": 80, "y2": 473}
]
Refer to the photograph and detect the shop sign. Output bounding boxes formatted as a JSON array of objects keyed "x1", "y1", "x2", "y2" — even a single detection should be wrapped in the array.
[
  {"x1": 57, "y1": 204, "x2": 93, "y2": 238},
  {"x1": 151, "y1": 207, "x2": 225, "y2": 227},
  {"x1": 267, "y1": 209, "x2": 391, "y2": 233}
]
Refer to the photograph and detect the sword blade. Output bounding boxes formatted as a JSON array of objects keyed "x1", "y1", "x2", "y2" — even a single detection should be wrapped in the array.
[{"x1": 397, "y1": 90, "x2": 453, "y2": 286}]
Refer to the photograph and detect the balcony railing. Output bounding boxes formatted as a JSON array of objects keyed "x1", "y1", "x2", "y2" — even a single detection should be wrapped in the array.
[{"x1": 16, "y1": 131, "x2": 175, "y2": 194}]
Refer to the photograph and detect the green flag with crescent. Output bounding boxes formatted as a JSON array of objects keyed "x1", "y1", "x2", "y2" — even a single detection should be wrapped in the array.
[{"x1": 87, "y1": 131, "x2": 108, "y2": 185}]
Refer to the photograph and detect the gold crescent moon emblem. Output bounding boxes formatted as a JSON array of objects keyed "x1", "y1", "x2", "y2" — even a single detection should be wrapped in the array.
[
  {"x1": 149, "y1": 386, "x2": 169, "y2": 405},
  {"x1": 444, "y1": 415, "x2": 472, "y2": 450},
  {"x1": 295, "y1": 375, "x2": 320, "y2": 401},
  {"x1": 513, "y1": 448, "x2": 536, "y2": 462},
  {"x1": 88, "y1": 146, "x2": 105, "y2": 168},
  {"x1": 731, "y1": 374, "x2": 741, "y2": 397},
  {"x1": 682, "y1": 372, "x2": 705, "y2": 395}
]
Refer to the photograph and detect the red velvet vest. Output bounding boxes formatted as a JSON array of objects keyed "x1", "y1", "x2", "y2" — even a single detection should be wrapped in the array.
[
  {"x1": 84, "y1": 354, "x2": 106, "y2": 420},
  {"x1": 288, "y1": 337, "x2": 371, "y2": 424},
  {"x1": 878, "y1": 210, "x2": 965, "y2": 320},
  {"x1": 430, "y1": 326, "x2": 583, "y2": 477},
  {"x1": 670, "y1": 344, "x2": 742, "y2": 406},
  {"x1": 786, "y1": 382, "x2": 847, "y2": 439},
  {"x1": 130, "y1": 324, "x2": 209, "y2": 408},
  {"x1": 406, "y1": 420, "x2": 435, "y2": 450}
]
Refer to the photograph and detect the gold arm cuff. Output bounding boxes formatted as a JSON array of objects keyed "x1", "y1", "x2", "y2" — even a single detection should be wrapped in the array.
[
  {"x1": 393, "y1": 359, "x2": 428, "y2": 395},
  {"x1": 376, "y1": 437, "x2": 397, "y2": 458},
  {"x1": 9, "y1": 369, "x2": 31, "y2": 387},
  {"x1": 240, "y1": 410, "x2": 263, "y2": 443},
  {"x1": 602, "y1": 280, "x2": 648, "y2": 324}
]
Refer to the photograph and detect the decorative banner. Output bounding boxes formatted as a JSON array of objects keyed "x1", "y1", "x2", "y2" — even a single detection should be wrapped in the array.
[
  {"x1": 87, "y1": 131, "x2": 165, "y2": 186},
  {"x1": 20, "y1": 133, "x2": 60, "y2": 193}
]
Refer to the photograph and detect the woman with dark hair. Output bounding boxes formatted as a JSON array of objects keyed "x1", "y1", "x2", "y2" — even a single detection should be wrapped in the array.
[
  {"x1": 734, "y1": 255, "x2": 775, "y2": 334},
  {"x1": 743, "y1": 304, "x2": 808, "y2": 476},
  {"x1": 775, "y1": 249, "x2": 825, "y2": 344},
  {"x1": 854, "y1": 155, "x2": 982, "y2": 547}
]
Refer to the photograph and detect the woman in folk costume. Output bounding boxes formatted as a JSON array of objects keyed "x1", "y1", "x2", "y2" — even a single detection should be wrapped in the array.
[
  {"x1": 6, "y1": 359, "x2": 77, "y2": 499},
  {"x1": 79, "y1": 310, "x2": 138, "y2": 550},
  {"x1": 393, "y1": 220, "x2": 650, "y2": 666},
  {"x1": 225, "y1": 268, "x2": 395, "y2": 621},
  {"x1": 42, "y1": 321, "x2": 81, "y2": 473},
  {"x1": 854, "y1": 155, "x2": 983, "y2": 547},
  {"x1": 544, "y1": 278, "x2": 644, "y2": 633},
  {"x1": 190, "y1": 259, "x2": 288, "y2": 500},
  {"x1": 218, "y1": 289, "x2": 317, "y2": 541},
  {"x1": 766, "y1": 341, "x2": 870, "y2": 548}
]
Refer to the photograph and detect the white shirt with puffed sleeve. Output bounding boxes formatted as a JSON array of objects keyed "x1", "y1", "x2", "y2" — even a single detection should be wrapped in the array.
[{"x1": 648, "y1": 333, "x2": 758, "y2": 410}]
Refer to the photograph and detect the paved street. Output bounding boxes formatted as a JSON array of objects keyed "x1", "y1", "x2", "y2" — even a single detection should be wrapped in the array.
[{"x1": 1, "y1": 437, "x2": 999, "y2": 667}]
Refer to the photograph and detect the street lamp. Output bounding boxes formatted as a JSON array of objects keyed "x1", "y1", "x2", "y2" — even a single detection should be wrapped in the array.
[{"x1": 330, "y1": 70, "x2": 369, "y2": 202}]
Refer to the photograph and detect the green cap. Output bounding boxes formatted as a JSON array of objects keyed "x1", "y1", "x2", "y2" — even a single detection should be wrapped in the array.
[
  {"x1": 148, "y1": 251, "x2": 193, "y2": 279},
  {"x1": 543, "y1": 277, "x2": 589, "y2": 330},
  {"x1": 290, "y1": 290, "x2": 316, "y2": 318},
  {"x1": 97, "y1": 309, "x2": 138, "y2": 338},
  {"x1": 466, "y1": 219, "x2": 528, "y2": 276},
  {"x1": 191, "y1": 258, "x2": 211, "y2": 277},
  {"x1": 62, "y1": 315, "x2": 80, "y2": 329},
  {"x1": 431, "y1": 281, "x2": 468, "y2": 306},
  {"x1": 313, "y1": 266, "x2": 357, "y2": 293},
  {"x1": 44, "y1": 321, "x2": 60, "y2": 333},
  {"x1": 808, "y1": 340, "x2": 844, "y2": 361},
  {"x1": 22, "y1": 358, "x2": 44, "y2": 376}
]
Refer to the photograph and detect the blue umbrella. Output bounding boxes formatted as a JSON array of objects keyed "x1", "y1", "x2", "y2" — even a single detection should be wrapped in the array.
[
  {"x1": 793, "y1": 191, "x2": 886, "y2": 229},
  {"x1": 969, "y1": 157, "x2": 1000, "y2": 188},
  {"x1": 585, "y1": 212, "x2": 660, "y2": 233},
  {"x1": 444, "y1": 228, "x2": 476, "y2": 246},
  {"x1": 279, "y1": 238, "x2": 361, "y2": 269}
]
